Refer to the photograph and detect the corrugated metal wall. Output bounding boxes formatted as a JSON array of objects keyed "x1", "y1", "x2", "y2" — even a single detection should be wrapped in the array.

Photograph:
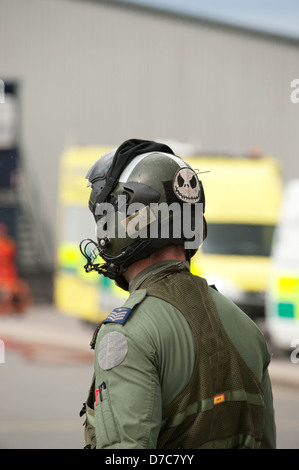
[{"x1": 0, "y1": 0, "x2": 298, "y2": 256}]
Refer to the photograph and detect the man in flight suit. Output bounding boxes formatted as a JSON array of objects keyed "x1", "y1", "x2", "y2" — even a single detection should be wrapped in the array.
[{"x1": 80, "y1": 139, "x2": 276, "y2": 449}]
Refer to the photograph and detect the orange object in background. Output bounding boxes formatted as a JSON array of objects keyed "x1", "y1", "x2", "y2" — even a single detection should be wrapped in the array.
[
  {"x1": 0, "y1": 223, "x2": 32, "y2": 314},
  {"x1": 0, "y1": 223, "x2": 18, "y2": 280}
]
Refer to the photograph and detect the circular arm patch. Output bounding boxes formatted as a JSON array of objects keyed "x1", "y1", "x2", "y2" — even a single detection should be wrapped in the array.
[{"x1": 98, "y1": 331, "x2": 128, "y2": 370}]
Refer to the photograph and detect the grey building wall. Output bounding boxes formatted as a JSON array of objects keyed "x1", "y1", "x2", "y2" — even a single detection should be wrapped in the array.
[{"x1": 0, "y1": 0, "x2": 299, "y2": 260}]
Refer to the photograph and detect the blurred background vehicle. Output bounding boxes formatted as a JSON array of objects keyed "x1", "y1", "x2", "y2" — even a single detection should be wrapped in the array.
[
  {"x1": 0, "y1": 82, "x2": 33, "y2": 315},
  {"x1": 265, "y1": 179, "x2": 299, "y2": 352}
]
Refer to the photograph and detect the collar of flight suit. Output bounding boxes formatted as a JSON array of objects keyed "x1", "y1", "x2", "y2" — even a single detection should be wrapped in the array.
[{"x1": 128, "y1": 259, "x2": 190, "y2": 293}]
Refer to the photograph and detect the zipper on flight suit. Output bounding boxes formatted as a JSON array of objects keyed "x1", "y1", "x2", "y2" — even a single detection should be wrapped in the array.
[{"x1": 99, "y1": 382, "x2": 106, "y2": 402}]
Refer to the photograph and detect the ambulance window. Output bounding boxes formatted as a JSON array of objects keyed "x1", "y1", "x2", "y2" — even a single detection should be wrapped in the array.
[{"x1": 202, "y1": 223, "x2": 275, "y2": 257}]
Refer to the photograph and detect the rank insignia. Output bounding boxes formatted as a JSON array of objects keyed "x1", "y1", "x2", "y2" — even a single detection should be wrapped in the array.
[{"x1": 103, "y1": 307, "x2": 132, "y2": 325}]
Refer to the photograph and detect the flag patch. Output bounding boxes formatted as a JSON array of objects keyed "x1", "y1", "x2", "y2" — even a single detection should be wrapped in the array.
[
  {"x1": 103, "y1": 307, "x2": 132, "y2": 325},
  {"x1": 214, "y1": 393, "x2": 225, "y2": 405}
]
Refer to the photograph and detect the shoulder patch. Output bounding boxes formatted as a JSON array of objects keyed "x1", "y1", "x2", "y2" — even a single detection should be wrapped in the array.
[
  {"x1": 103, "y1": 307, "x2": 132, "y2": 325},
  {"x1": 98, "y1": 331, "x2": 128, "y2": 370}
]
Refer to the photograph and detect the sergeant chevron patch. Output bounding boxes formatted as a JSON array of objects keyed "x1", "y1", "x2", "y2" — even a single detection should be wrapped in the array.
[{"x1": 103, "y1": 307, "x2": 132, "y2": 325}]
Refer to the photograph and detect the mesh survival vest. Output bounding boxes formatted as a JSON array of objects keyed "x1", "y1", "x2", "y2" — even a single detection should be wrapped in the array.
[{"x1": 144, "y1": 268, "x2": 265, "y2": 449}]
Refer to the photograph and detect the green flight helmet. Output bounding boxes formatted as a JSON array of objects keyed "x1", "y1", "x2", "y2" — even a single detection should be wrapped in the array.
[{"x1": 81, "y1": 139, "x2": 207, "y2": 290}]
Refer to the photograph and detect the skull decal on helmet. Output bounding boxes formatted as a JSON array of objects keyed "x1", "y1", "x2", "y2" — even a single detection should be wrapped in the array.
[{"x1": 173, "y1": 168, "x2": 201, "y2": 203}]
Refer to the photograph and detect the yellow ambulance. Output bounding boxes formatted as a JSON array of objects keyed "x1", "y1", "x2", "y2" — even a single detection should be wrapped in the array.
[{"x1": 186, "y1": 153, "x2": 282, "y2": 323}]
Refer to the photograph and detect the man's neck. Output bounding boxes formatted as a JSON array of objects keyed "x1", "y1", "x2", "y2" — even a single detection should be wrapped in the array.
[{"x1": 123, "y1": 245, "x2": 186, "y2": 284}]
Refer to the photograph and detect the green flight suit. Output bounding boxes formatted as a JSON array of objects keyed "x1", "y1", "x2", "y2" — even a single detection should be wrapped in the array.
[{"x1": 83, "y1": 260, "x2": 276, "y2": 449}]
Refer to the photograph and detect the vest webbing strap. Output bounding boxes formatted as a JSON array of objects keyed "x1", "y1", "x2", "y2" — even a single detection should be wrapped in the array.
[
  {"x1": 161, "y1": 390, "x2": 264, "y2": 429},
  {"x1": 144, "y1": 267, "x2": 265, "y2": 449}
]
